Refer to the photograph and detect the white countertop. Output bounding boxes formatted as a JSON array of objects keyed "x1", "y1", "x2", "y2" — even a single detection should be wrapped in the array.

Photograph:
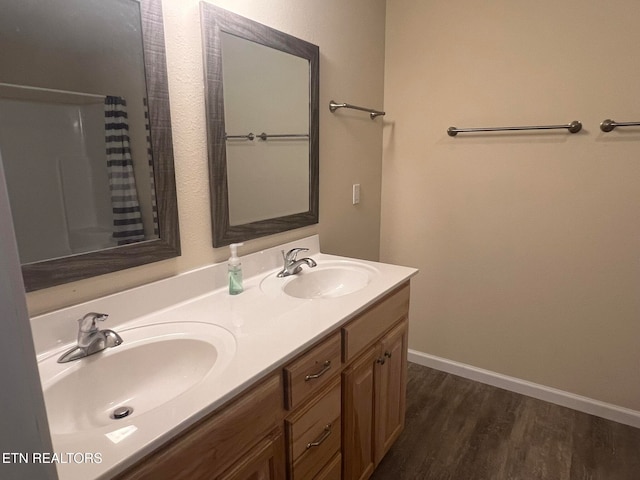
[{"x1": 29, "y1": 235, "x2": 417, "y2": 479}]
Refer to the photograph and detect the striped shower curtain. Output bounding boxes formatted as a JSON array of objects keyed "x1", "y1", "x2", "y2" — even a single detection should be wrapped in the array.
[
  {"x1": 104, "y1": 96, "x2": 145, "y2": 245},
  {"x1": 143, "y1": 97, "x2": 159, "y2": 236}
]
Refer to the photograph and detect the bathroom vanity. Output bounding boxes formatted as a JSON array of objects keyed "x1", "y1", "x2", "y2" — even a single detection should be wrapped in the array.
[
  {"x1": 116, "y1": 284, "x2": 409, "y2": 480},
  {"x1": 30, "y1": 236, "x2": 417, "y2": 479}
]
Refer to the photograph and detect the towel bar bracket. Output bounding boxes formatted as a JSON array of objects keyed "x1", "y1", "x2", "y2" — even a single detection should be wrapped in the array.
[{"x1": 600, "y1": 119, "x2": 640, "y2": 132}]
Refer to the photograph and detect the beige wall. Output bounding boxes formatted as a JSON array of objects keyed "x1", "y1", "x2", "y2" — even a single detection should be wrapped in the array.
[
  {"x1": 382, "y1": 0, "x2": 640, "y2": 410},
  {"x1": 27, "y1": 0, "x2": 386, "y2": 315}
]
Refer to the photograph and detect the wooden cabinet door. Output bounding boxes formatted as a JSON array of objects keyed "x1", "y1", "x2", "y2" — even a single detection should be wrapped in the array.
[
  {"x1": 218, "y1": 428, "x2": 286, "y2": 480},
  {"x1": 342, "y1": 346, "x2": 377, "y2": 480},
  {"x1": 374, "y1": 319, "x2": 408, "y2": 465},
  {"x1": 115, "y1": 373, "x2": 284, "y2": 480}
]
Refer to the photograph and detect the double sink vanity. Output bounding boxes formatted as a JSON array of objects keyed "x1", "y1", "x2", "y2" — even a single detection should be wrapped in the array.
[{"x1": 31, "y1": 236, "x2": 417, "y2": 479}]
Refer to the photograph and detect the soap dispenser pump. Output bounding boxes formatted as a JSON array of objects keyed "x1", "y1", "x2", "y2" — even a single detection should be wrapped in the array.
[{"x1": 228, "y1": 242, "x2": 244, "y2": 295}]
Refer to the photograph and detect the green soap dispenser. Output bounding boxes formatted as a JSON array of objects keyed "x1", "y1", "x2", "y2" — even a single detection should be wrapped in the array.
[{"x1": 228, "y1": 242, "x2": 244, "y2": 295}]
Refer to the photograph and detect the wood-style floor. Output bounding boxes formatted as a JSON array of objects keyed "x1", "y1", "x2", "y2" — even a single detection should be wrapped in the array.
[{"x1": 371, "y1": 363, "x2": 640, "y2": 480}]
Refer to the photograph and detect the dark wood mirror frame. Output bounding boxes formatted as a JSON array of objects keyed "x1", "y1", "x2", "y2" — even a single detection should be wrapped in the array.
[
  {"x1": 20, "y1": 0, "x2": 180, "y2": 292},
  {"x1": 200, "y1": 3, "x2": 319, "y2": 248}
]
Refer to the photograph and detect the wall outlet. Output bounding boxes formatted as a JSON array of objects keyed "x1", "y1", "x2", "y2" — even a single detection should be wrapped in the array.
[{"x1": 352, "y1": 184, "x2": 361, "y2": 205}]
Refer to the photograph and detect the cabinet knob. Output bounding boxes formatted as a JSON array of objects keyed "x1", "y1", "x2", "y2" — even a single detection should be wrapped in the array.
[
  {"x1": 376, "y1": 357, "x2": 386, "y2": 365},
  {"x1": 384, "y1": 350, "x2": 392, "y2": 359}
]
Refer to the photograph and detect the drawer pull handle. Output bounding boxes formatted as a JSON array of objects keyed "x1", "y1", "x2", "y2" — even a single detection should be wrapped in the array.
[
  {"x1": 305, "y1": 360, "x2": 331, "y2": 381},
  {"x1": 384, "y1": 350, "x2": 392, "y2": 359},
  {"x1": 306, "y1": 423, "x2": 332, "y2": 449}
]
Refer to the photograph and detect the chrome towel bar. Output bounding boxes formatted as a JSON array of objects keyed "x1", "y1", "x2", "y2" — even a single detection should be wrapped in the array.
[
  {"x1": 329, "y1": 100, "x2": 385, "y2": 119},
  {"x1": 255, "y1": 132, "x2": 309, "y2": 140},
  {"x1": 224, "y1": 133, "x2": 309, "y2": 141},
  {"x1": 600, "y1": 119, "x2": 640, "y2": 132},
  {"x1": 447, "y1": 120, "x2": 582, "y2": 136},
  {"x1": 225, "y1": 133, "x2": 255, "y2": 140}
]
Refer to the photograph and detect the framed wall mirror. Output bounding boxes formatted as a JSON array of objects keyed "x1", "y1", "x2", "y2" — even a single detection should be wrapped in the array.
[
  {"x1": 0, "y1": 0, "x2": 180, "y2": 291},
  {"x1": 200, "y1": 3, "x2": 319, "y2": 247}
]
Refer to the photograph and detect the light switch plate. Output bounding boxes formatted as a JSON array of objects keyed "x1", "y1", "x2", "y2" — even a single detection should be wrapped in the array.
[{"x1": 352, "y1": 184, "x2": 360, "y2": 205}]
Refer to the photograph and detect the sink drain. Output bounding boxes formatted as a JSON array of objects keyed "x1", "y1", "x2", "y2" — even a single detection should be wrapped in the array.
[{"x1": 112, "y1": 406, "x2": 133, "y2": 420}]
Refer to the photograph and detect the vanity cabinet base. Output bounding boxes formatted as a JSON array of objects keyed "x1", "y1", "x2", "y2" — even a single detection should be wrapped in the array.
[{"x1": 116, "y1": 282, "x2": 410, "y2": 480}]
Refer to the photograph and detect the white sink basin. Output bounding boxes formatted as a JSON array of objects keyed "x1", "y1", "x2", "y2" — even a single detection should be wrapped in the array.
[
  {"x1": 38, "y1": 322, "x2": 236, "y2": 435},
  {"x1": 260, "y1": 260, "x2": 379, "y2": 299}
]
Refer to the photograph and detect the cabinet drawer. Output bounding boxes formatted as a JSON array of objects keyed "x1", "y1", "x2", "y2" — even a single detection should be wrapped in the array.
[
  {"x1": 342, "y1": 282, "x2": 410, "y2": 363},
  {"x1": 284, "y1": 331, "x2": 341, "y2": 410},
  {"x1": 314, "y1": 453, "x2": 341, "y2": 480},
  {"x1": 286, "y1": 378, "x2": 341, "y2": 480}
]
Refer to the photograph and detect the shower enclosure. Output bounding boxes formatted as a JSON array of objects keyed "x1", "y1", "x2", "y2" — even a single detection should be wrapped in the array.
[{"x1": 0, "y1": 92, "x2": 116, "y2": 263}]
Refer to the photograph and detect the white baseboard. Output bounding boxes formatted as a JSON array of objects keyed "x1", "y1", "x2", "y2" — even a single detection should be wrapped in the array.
[{"x1": 408, "y1": 349, "x2": 640, "y2": 429}]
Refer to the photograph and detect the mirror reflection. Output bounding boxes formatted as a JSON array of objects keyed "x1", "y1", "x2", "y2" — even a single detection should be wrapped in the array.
[
  {"x1": 201, "y1": 3, "x2": 319, "y2": 247},
  {"x1": 0, "y1": 0, "x2": 179, "y2": 292},
  {"x1": 0, "y1": 0, "x2": 157, "y2": 264},
  {"x1": 221, "y1": 32, "x2": 310, "y2": 226}
]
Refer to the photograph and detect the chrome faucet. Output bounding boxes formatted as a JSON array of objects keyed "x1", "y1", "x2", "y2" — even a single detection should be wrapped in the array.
[
  {"x1": 57, "y1": 312, "x2": 123, "y2": 363},
  {"x1": 277, "y1": 248, "x2": 317, "y2": 278}
]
